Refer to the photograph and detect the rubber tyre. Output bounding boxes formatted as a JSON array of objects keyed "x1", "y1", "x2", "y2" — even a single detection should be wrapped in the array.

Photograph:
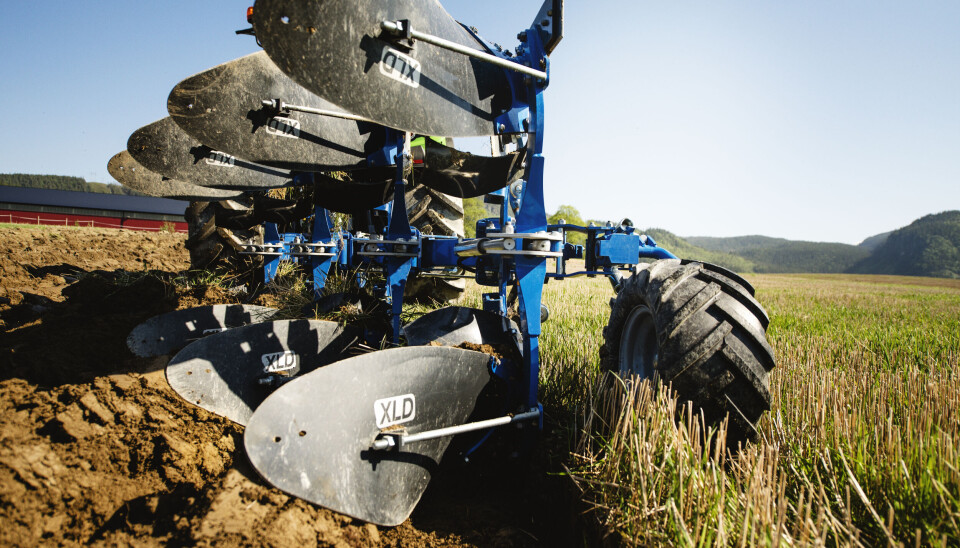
[
  {"x1": 600, "y1": 259, "x2": 775, "y2": 442},
  {"x1": 403, "y1": 183, "x2": 466, "y2": 303},
  {"x1": 184, "y1": 200, "x2": 263, "y2": 272}
]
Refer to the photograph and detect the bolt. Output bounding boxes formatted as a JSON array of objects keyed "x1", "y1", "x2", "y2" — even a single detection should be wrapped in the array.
[
  {"x1": 542, "y1": 19, "x2": 549, "y2": 27},
  {"x1": 517, "y1": 31, "x2": 527, "y2": 42},
  {"x1": 498, "y1": 123, "x2": 506, "y2": 133}
]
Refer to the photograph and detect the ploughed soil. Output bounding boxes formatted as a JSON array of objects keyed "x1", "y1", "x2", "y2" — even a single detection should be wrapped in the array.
[{"x1": 0, "y1": 226, "x2": 581, "y2": 547}]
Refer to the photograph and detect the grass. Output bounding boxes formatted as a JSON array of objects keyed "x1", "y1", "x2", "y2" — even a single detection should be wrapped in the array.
[{"x1": 520, "y1": 272, "x2": 960, "y2": 546}]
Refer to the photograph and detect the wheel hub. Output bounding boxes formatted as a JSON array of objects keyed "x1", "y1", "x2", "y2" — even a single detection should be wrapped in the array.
[{"x1": 618, "y1": 304, "x2": 658, "y2": 379}]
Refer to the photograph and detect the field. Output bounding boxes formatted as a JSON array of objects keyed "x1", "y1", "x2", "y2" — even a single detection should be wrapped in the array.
[
  {"x1": 1, "y1": 224, "x2": 958, "y2": 546},
  {"x1": 525, "y1": 272, "x2": 960, "y2": 546}
]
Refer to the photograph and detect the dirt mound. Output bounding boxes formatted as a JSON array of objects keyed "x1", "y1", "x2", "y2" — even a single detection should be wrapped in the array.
[{"x1": 0, "y1": 225, "x2": 577, "y2": 546}]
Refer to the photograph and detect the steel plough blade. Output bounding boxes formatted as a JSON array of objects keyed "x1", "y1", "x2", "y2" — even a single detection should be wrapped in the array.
[
  {"x1": 108, "y1": 151, "x2": 244, "y2": 201},
  {"x1": 402, "y1": 306, "x2": 520, "y2": 349},
  {"x1": 127, "y1": 304, "x2": 278, "y2": 358},
  {"x1": 166, "y1": 319, "x2": 361, "y2": 425},
  {"x1": 244, "y1": 346, "x2": 497, "y2": 526}
]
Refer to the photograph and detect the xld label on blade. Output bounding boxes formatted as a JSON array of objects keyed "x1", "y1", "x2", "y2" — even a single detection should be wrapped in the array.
[
  {"x1": 202, "y1": 327, "x2": 228, "y2": 335},
  {"x1": 262, "y1": 351, "x2": 299, "y2": 375},
  {"x1": 206, "y1": 151, "x2": 236, "y2": 167},
  {"x1": 266, "y1": 117, "x2": 301, "y2": 139},
  {"x1": 374, "y1": 394, "x2": 416, "y2": 428},
  {"x1": 379, "y1": 47, "x2": 421, "y2": 88}
]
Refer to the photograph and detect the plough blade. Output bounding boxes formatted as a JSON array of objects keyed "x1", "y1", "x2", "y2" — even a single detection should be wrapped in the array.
[
  {"x1": 168, "y1": 50, "x2": 519, "y2": 196},
  {"x1": 213, "y1": 194, "x2": 316, "y2": 231},
  {"x1": 107, "y1": 151, "x2": 244, "y2": 201},
  {"x1": 244, "y1": 346, "x2": 496, "y2": 526},
  {"x1": 253, "y1": 0, "x2": 513, "y2": 137},
  {"x1": 309, "y1": 172, "x2": 395, "y2": 213},
  {"x1": 403, "y1": 306, "x2": 520, "y2": 349},
  {"x1": 168, "y1": 51, "x2": 371, "y2": 172},
  {"x1": 127, "y1": 117, "x2": 295, "y2": 190},
  {"x1": 167, "y1": 319, "x2": 361, "y2": 425},
  {"x1": 126, "y1": 304, "x2": 278, "y2": 358},
  {"x1": 416, "y1": 138, "x2": 525, "y2": 198}
]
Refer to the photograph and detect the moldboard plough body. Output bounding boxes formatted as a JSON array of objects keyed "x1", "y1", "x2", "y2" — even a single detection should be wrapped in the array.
[{"x1": 115, "y1": 0, "x2": 776, "y2": 526}]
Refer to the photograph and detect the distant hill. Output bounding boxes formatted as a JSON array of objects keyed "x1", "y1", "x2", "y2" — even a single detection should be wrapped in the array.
[
  {"x1": 737, "y1": 242, "x2": 870, "y2": 273},
  {"x1": 858, "y1": 231, "x2": 891, "y2": 251},
  {"x1": 686, "y1": 235, "x2": 790, "y2": 254},
  {"x1": 848, "y1": 211, "x2": 960, "y2": 278},
  {"x1": 688, "y1": 234, "x2": 869, "y2": 273},
  {"x1": 642, "y1": 229, "x2": 756, "y2": 273},
  {"x1": 0, "y1": 173, "x2": 140, "y2": 196},
  {"x1": 682, "y1": 211, "x2": 960, "y2": 278}
]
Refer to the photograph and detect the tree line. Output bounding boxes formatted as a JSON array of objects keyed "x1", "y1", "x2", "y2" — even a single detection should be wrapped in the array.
[{"x1": 0, "y1": 174, "x2": 138, "y2": 195}]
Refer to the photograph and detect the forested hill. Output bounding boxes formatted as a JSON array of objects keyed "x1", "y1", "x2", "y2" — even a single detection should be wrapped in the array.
[
  {"x1": 848, "y1": 211, "x2": 960, "y2": 278},
  {"x1": 641, "y1": 229, "x2": 755, "y2": 273},
  {"x1": 858, "y1": 231, "x2": 892, "y2": 252},
  {"x1": 688, "y1": 235, "x2": 869, "y2": 273},
  {"x1": 686, "y1": 235, "x2": 791, "y2": 254},
  {"x1": 0, "y1": 174, "x2": 138, "y2": 195},
  {"x1": 685, "y1": 211, "x2": 960, "y2": 278}
]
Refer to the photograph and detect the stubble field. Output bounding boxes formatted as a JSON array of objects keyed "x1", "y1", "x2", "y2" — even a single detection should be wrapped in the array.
[{"x1": 1, "y1": 224, "x2": 958, "y2": 546}]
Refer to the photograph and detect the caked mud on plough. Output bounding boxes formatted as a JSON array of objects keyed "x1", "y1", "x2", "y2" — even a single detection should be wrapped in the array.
[{"x1": 112, "y1": 0, "x2": 776, "y2": 526}]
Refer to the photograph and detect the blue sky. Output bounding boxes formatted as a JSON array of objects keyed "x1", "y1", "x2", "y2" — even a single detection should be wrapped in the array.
[{"x1": 0, "y1": 1, "x2": 957, "y2": 244}]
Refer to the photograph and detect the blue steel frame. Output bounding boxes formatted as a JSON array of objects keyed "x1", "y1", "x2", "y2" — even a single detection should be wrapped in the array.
[{"x1": 253, "y1": 3, "x2": 677, "y2": 447}]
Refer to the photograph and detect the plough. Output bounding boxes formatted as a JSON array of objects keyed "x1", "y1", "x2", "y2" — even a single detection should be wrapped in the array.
[{"x1": 113, "y1": 0, "x2": 776, "y2": 527}]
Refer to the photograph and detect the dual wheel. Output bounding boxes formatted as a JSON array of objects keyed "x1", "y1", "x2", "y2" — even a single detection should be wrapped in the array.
[{"x1": 601, "y1": 259, "x2": 776, "y2": 442}]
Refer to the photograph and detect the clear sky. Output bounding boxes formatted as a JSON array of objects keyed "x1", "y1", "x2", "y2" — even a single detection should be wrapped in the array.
[{"x1": 1, "y1": 1, "x2": 957, "y2": 244}]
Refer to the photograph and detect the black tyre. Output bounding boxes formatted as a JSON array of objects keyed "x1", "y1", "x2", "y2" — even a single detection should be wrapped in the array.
[
  {"x1": 404, "y1": 183, "x2": 465, "y2": 303},
  {"x1": 184, "y1": 200, "x2": 263, "y2": 272},
  {"x1": 601, "y1": 259, "x2": 775, "y2": 442}
]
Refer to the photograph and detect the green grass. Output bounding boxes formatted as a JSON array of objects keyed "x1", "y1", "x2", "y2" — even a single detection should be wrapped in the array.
[{"x1": 461, "y1": 271, "x2": 960, "y2": 546}]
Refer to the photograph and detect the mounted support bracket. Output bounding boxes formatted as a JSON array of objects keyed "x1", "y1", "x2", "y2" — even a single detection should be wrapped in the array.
[
  {"x1": 261, "y1": 99, "x2": 375, "y2": 124},
  {"x1": 380, "y1": 20, "x2": 548, "y2": 81},
  {"x1": 371, "y1": 409, "x2": 541, "y2": 451}
]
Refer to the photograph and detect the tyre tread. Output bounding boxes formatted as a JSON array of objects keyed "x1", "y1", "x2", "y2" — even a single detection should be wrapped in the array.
[{"x1": 601, "y1": 259, "x2": 775, "y2": 442}]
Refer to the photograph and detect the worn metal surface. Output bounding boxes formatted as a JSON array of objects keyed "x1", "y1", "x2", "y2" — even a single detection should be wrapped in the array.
[
  {"x1": 166, "y1": 319, "x2": 361, "y2": 425},
  {"x1": 168, "y1": 51, "x2": 376, "y2": 171},
  {"x1": 309, "y1": 172, "x2": 395, "y2": 213},
  {"x1": 244, "y1": 346, "x2": 494, "y2": 526},
  {"x1": 127, "y1": 117, "x2": 295, "y2": 190},
  {"x1": 253, "y1": 0, "x2": 512, "y2": 136},
  {"x1": 417, "y1": 138, "x2": 524, "y2": 197},
  {"x1": 107, "y1": 151, "x2": 243, "y2": 201},
  {"x1": 126, "y1": 304, "x2": 278, "y2": 358},
  {"x1": 402, "y1": 306, "x2": 520, "y2": 348}
]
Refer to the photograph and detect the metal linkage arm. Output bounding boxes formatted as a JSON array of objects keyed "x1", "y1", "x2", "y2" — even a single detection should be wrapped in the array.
[
  {"x1": 380, "y1": 20, "x2": 548, "y2": 81},
  {"x1": 371, "y1": 409, "x2": 540, "y2": 451},
  {"x1": 261, "y1": 99, "x2": 375, "y2": 123}
]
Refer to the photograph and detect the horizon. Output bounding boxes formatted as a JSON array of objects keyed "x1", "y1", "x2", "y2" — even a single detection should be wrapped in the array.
[
  {"x1": 8, "y1": 171, "x2": 955, "y2": 248},
  {"x1": 0, "y1": 1, "x2": 956, "y2": 245}
]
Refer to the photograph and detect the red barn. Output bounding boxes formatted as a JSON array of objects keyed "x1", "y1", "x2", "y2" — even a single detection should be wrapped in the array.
[{"x1": 0, "y1": 186, "x2": 189, "y2": 232}]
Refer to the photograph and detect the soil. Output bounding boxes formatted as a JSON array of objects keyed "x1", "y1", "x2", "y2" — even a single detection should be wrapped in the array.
[{"x1": 0, "y1": 226, "x2": 580, "y2": 547}]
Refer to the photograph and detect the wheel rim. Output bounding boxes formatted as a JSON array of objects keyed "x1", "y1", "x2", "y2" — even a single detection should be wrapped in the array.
[{"x1": 618, "y1": 305, "x2": 658, "y2": 379}]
